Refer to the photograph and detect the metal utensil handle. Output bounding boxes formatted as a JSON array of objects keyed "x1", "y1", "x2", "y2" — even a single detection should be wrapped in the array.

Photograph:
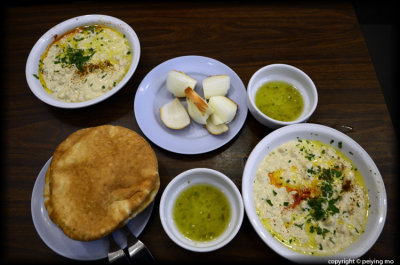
[
  {"x1": 123, "y1": 226, "x2": 156, "y2": 263},
  {"x1": 127, "y1": 240, "x2": 156, "y2": 263},
  {"x1": 108, "y1": 235, "x2": 130, "y2": 264}
]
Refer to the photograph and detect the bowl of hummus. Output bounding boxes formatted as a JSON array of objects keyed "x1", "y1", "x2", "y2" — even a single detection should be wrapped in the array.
[
  {"x1": 242, "y1": 123, "x2": 386, "y2": 263},
  {"x1": 26, "y1": 14, "x2": 140, "y2": 108}
]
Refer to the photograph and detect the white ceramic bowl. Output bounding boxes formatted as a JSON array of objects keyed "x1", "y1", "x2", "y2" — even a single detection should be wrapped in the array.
[
  {"x1": 159, "y1": 168, "x2": 244, "y2": 252},
  {"x1": 242, "y1": 123, "x2": 387, "y2": 263},
  {"x1": 25, "y1": 14, "x2": 140, "y2": 108},
  {"x1": 247, "y1": 64, "x2": 318, "y2": 129}
]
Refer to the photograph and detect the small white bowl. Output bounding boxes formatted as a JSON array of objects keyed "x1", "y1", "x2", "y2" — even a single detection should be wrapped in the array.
[
  {"x1": 242, "y1": 123, "x2": 387, "y2": 263},
  {"x1": 159, "y1": 168, "x2": 244, "y2": 252},
  {"x1": 25, "y1": 14, "x2": 140, "y2": 108},
  {"x1": 247, "y1": 64, "x2": 318, "y2": 129}
]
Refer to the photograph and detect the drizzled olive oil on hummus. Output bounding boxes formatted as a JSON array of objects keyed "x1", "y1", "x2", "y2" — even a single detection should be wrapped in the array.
[
  {"x1": 39, "y1": 24, "x2": 132, "y2": 102},
  {"x1": 253, "y1": 139, "x2": 369, "y2": 256}
]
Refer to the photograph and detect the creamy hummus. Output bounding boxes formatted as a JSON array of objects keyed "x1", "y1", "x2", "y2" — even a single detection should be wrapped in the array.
[
  {"x1": 39, "y1": 25, "x2": 132, "y2": 102},
  {"x1": 253, "y1": 139, "x2": 369, "y2": 256}
]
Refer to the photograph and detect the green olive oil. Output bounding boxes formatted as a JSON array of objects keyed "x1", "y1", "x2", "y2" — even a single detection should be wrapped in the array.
[
  {"x1": 173, "y1": 184, "x2": 231, "y2": 242},
  {"x1": 255, "y1": 81, "x2": 304, "y2": 122}
]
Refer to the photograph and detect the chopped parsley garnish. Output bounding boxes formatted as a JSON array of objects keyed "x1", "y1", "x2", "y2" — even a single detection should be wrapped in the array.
[
  {"x1": 307, "y1": 193, "x2": 341, "y2": 221},
  {"x1": 309, "y1": 224, "x2": 330, "y2": 239},
  {"x1": 54, "y1": 46, "x2": 96, "y2": 72},
  {"x1": 306, "y1": 166, "x2": 343, "y2": 221},
  {"x1": 327, "y1": 197, "x2": 340, "y2": 215},
  {"x1": 84, "y1": 25, "x2": 97, "y2": 33},
  {"x1": 307, "y1": 197, "x2": 326, "y2": 221},
  {"x1": 321, "y1": 182, "x2": 334, "y2": 198},
  {"x1": 294, "y1": 223, "x2": 304, "y2": 230}
]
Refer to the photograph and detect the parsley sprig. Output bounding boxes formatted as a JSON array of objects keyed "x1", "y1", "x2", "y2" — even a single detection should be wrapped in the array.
[
  {"x1": 306, "y1": 166, "x2": 342, "y2": 221},
  {"x1": 54, "y1": 46, "x2": 96, "y2": 72}
]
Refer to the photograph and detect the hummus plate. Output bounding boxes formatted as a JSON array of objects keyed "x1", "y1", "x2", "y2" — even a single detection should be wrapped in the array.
[
  {"x1": 26, "y1": 14, "x2": 140, "y2": 108},
  {"x1": 242, "y1": 123, "x2": 386, "y2": 263}
]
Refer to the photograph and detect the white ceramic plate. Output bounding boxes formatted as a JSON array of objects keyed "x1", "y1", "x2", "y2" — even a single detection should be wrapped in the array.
[
  {"x1": 242, "y1": 123, "x2": 387, "y2": 263},
  {"x1": 26, "y1": 14, "x2": 140, "y2": 108},
  {"x1": 31, "y1": 157, "x2": 154, "y2": 260},
  {"x1": 134, "y1": 55, "x2": 247, "y2": 154}
]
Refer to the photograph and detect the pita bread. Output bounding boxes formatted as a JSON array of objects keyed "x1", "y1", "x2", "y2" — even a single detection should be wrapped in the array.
[{"x1": 44, "y1": 125, "x2": 159, "y2": 241}]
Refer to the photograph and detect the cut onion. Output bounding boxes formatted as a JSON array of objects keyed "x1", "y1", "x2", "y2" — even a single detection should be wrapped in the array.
[
  {"x1": 185, "y1": 87, "x2": 213, "y2": 125},
  {"x1": 166, "y1": 70, "x2": 197, "y2": 97},
  {"x1": 206, "y1": 118, "x2": 229, "y2": 135},
  {"x1": 202, "y1": 75, "x2": 230, "y2": 99},
  {"x1": 208, "y1": 96, "x2": 238, "y2": 125},
  {"x1": 160, "y1": 98, "x2": 190, "y2": 129}
]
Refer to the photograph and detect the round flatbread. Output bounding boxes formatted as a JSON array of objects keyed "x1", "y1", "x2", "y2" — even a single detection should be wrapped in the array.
[{"x1": 44, "y1": 125, "x2": 159, "y2": 241}]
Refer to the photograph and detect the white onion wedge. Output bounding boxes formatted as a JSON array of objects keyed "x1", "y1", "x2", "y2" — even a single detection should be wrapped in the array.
[
  {"x1": 160, "y1": 98, "x2": 190, "y2": 129},
  {"x1": 166, "y1": 70, "x2": 197, "y2": 97},
  {"x1": 202, "y1": 75, "x2": 230, "y2": 99},
  {"x1": 206, "y1": 118, "x2": 229, "y2": 135},
  {"x1": 185, "y1": 87, "x2": 213, "y2": 125},
  {"x1": 208, "y1": 96, "x2": 238, "y2": 125}
]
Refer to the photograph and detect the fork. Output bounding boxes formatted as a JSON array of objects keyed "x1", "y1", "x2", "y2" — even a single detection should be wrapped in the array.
[
  {"x1": 108, "y1": 234, "x2": 130, "y2": 264},
  {"x1": 108, "y1": 226, "x2": 155, "y2": 264},
  {"x1": 121, "y1": 225, "x2": 156, "y2": 263}
]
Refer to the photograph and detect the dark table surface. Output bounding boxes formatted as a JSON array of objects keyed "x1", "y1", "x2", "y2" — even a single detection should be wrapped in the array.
[{"x1": 3, "y1": 2, "x2": 398, "y2": 264}]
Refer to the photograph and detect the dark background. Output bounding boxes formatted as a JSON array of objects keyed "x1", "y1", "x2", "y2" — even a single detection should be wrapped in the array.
[{"x1": 353, "y1": 0, "x2": 398, "y2": 136}]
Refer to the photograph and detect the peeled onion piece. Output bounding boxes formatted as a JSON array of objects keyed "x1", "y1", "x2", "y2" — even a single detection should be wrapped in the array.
[
  {"x1": 202, "y1": 75, "x2": 230, "y2": 99},
  {"x1": 160, "y1": 98, "x2": 191, "y2": 129},
  {"x1": 167, "y1": 70, "x2": 197, "y2": 97},
  {"x1": 185, "y1": 87, "x2": 213, "y2": 125},
  {"x1": 206, "y1": 118, "x2": 229, "y2": 135},
  {"x1": 208, "y1": 96, "x2": 238, "y2": 125}
]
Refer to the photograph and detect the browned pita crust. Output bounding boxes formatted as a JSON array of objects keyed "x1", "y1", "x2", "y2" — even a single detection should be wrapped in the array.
[{"x1": 44, "y1": 125, "x2": 159, "y2": 241}]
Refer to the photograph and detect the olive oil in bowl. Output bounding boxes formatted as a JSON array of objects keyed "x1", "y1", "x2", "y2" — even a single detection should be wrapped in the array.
[
  {"x1": 255, "y1": 81, "x2": 304, "y2": 122},
  {"x1": 173, "y1": 184, "x2": 231, "y2": 242}
]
